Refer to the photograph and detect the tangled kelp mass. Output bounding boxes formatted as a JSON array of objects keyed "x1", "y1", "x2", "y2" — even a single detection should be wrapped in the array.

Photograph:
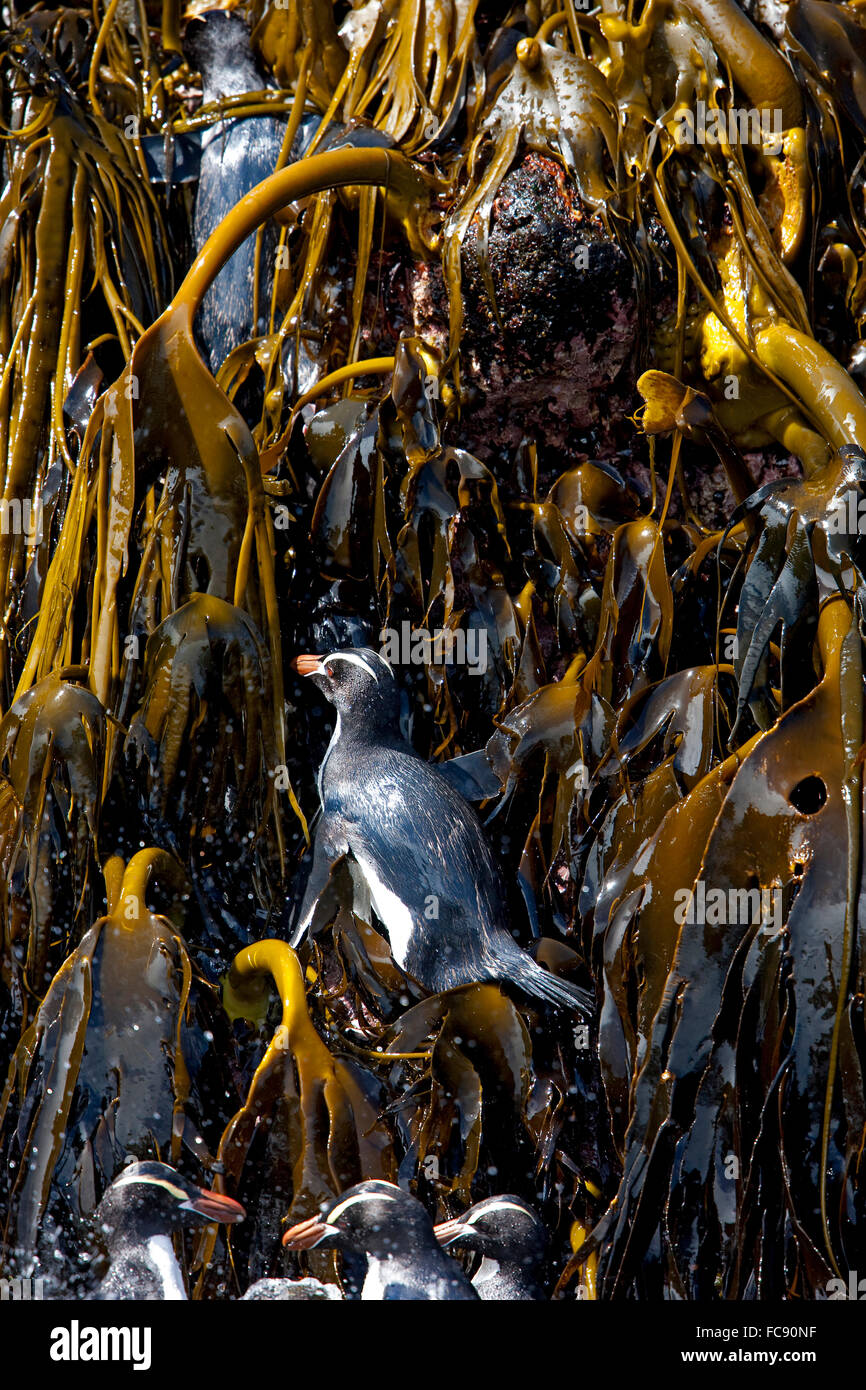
[{"x1": 2, "y1": 0, "x2": 866, "y2": 1303}]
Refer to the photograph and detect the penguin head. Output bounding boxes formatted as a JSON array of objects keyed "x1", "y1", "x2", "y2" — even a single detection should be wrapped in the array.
[
  {"x1": 184, "y1": 9, "x2": 246, "y2": 63},
  {"x1": 292, "y1": 648, "x2": 400, "y2": 731},
  {"x1": 282, "y1": 1179, "x2": 434, "y2": 1260},
  {"x1": 184, "y1": 10, "x2": 261, "y2": 96},
  {"x1": 95, "y1": 1161, "x2": 245, "y2": 1244},
  {"x1": 433, "y1": 1195, "x2": 548, "y2": 1267}
]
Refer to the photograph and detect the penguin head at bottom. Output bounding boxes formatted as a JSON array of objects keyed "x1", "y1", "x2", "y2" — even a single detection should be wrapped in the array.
[
  {"x1": 434, "y1": 1195, "x2": 548, "y2": 1267},
  {"x1": 95, "y1": 1161, "x2": 246, "y2": 1242},
  {"x1": 292, "y1": 648, "x2": 400, "y2": 732},
  {"x1": 281, "y1": 1179, "x2": 433, "y2": 1262}
]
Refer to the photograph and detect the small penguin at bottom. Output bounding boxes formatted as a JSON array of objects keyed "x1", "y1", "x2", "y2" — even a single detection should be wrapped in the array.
[
  {"x1": 93, "y1": 1161, "x2": 245, "y2": 1300},
  {"x1": 282, "y1": 1179, "x2": 478, "y2": 1300},
  {"x1": 434, "y1": 1195, "x2": 549, "y2": 1300}
]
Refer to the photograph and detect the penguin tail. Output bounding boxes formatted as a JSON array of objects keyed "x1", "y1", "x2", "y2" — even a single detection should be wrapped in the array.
[{"x1": 515, "y1": 958, "x2": 594, "y2": 1017}]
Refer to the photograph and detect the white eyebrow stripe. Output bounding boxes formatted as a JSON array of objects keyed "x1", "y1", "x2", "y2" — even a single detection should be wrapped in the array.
[
  {"x1": 327, "y1": 1189, "x2": 397, "y2": 1223},
  {"x1": 465, "y1": 1201, "x2": 530, "y2": 1224},
  {"x1": 325, "y1": 652, "x2": 383, "y2": 680},
  {"x1": 112, "y1": 1172, "x2": 189, "y2": 1202}
]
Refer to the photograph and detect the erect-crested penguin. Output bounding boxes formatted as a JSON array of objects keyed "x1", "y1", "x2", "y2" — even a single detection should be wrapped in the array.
[
  {"x1": 93, "y1": 1161, "x2": 245, "y2": 1300},
  {"x1": 434, "y1": 1195, "x2": 549, "y2": 1300},
  {"x1": 281, "y1": 1179, "x2": 478, "y2": 1300},
  {"x1": 183, "y1": 10, "x2": 285, "y2": 375},
  {"x1": 290, "y1": 648, "x2": 593, "y2": 1014}
]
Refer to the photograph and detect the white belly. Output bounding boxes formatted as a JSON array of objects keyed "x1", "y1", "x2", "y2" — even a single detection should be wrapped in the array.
[
  {"x1": 354, "y1": 855, "x2": 414, "y2": 968},
  {"x1": 473, "y1": 1256, "x2": 502, "y2": 1289},
  {"x1": 146, "y1": 1235, "x2": 187, "y2": 1300},
  {"x1": 361, "y1": 1257, "x2": 390, "y2": 1300}
]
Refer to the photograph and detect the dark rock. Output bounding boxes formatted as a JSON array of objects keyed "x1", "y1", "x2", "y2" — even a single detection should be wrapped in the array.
[{"x1": 455, "y1": 151, "x2": 640, "y2": 460}]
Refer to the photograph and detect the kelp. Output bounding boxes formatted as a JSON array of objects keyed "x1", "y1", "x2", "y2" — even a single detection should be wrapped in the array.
[
  {"x1": 0, "y1": 849, "x2": 228, "y2": 1274},
  {"x1": 0, "y1": 669, "x2": 106, "y2": 1003},
  {"x1": 198, "y1": 938, "x2": 393, "y2": 1290},
  {"x1": 0, "y1": 25, "x2": 173, "y2": 703},
  {"x1": 380, "y1": 983, "x2": 532, "y2": 1205},
  {"x1": 581, "y1": 599, "x2": 866, "y2": 1298},
  {"x1": 4, "y1": 0, "x2": 866, "y2": 1302},
  {"x1": 721, "y1": 445, "x2": 866, "y2": 732},
  {"x1": 124, "y1": 593, "x2": 288, "y2": 930},
  {"x1": 251, "y1": 0, "x2": 484, "y2": 151}
]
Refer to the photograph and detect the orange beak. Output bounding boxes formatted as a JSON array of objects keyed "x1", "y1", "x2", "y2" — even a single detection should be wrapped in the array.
[
  {"x1": 291, "y1": 654, "x2": 323, "y2": 676},
  {"x1": 282, "y1": 1213, "x2": 338, "y2": 1249},
  {"x1": 432, "y1": 1217, "x2": 474, "y2": 1247},
  {"x1": 181, "y1": 1187, "x2": 246, "y2": 1224}
]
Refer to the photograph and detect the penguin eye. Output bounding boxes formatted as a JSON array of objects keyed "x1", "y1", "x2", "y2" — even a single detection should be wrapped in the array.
[{"x1": 325, "y1": 665, "x2": 335, "y2": 678}]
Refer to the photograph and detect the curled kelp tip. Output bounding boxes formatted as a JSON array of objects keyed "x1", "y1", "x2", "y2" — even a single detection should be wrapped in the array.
[
  {"x1": 635, "y1": 369, "x2": 693, "y2": 435},
  {"x1": 636, "y1": 369, "x2": 757, "y2": 505},
  {"x1": 199, "y1": 939, "x2": 393, "y2": 1290}
]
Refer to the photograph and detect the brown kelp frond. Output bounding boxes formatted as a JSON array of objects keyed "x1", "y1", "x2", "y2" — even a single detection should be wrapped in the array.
[
  {"x1": 593, "y1": 600, "x2": 864, "y2": 1298},
  {"x1": 722, "y1": 445, "x2": 866, "y2": 732},
  {"x1": 380, "y1": 983, "x2": 532, "y2": 1207},
  {"x1": 6, "y1": 0, "x2": 866, "y2": 1303},
  {"x1": 125, "y1": 593, "x2": 290, "y2": 909},
  {"x1": 252, "y1": 0, "x2": 483, "y2": 154},
  {"x1": 0, "y1": 671, "x2": 106, "y2": 995},
  {"x1": 0, "y1": 29, "x2": 173, "y2": 702},
  {"x1": 0, "y1": 848, "x2": 225, "y2": 1271},
  {"x1": 195, "y1": 939, "x2": 393, "y2": 1291}
]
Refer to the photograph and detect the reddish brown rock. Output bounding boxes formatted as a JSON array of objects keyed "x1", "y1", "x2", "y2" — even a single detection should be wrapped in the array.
[{"x1": 451, "y1": 152, "x2": 640, "y2": 461}]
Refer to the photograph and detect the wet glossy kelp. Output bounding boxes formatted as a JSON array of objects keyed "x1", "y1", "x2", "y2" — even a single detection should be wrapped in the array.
[{"x1": 2, "y1": 0, "x2": 866, "y2": 1300}]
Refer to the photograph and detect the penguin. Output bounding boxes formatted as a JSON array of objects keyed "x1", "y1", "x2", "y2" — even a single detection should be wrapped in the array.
[
  {"x1": 281, "y1": 1179, "x2": 478, "y2": 1300},
  {"x1": 290, "y1": 648, "x2": 593, "y2": 1014},
  {"x1": 433, "y1": 1195, "x2": 549, "y2": 1300},
  {"x1": 183, "y1": 10, "x2": 286, "y2": 375},
  {"x1": 93, "y1": 1161, "x2": 245, "y2": 1300}
]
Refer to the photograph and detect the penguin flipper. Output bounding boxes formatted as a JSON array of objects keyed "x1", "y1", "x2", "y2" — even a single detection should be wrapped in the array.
[
  {"x1": 290, "y1": 820, "x2": 347, "y2": 949},
  {"x1": 436, "y1": 750, "x2": 502, "y2": 803}
]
